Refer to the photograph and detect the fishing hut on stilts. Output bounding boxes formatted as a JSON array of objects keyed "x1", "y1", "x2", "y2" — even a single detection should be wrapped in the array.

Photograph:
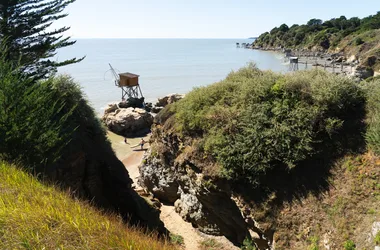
[
  {"x1": 289, "y1": 57, "x2": 299, "y2": 71},
  {"x1": 109, "y1": 64, "x2": 145, "y2": 107}
]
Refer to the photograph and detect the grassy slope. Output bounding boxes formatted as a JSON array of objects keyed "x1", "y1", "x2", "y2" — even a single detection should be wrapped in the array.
[
  {"x1": 241, "y1": 152, "x2": 380, "y2": 249},
  {"x1": 336, "y1": 29, "x2": 380, "y2": 71},
  {"x1": 0, "y1": 162, "x2": 175, "y2": 250}
]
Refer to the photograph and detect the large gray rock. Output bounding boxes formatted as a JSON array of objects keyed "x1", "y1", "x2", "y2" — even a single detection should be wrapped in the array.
[
  {"x1": 139, "y1": 156, "x2": 179, "y2": 203},
  {"x1": 156, "y1": 93, "x2": 185, "y2": 107},
  {"x1": 103, "y1": 107, "x2": 153, "y2": 136}
]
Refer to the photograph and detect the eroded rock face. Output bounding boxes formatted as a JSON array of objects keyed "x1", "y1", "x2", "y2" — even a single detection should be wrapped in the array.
[
  {"x1": 138, "y1": 131, "x2": 250, "y2": 245},
  {"x1": 139, "y1": 156, "x2": 179, "y2": 203},
  {"x1": 103, "y1": 107, "x2": 153, "y2": 136}
]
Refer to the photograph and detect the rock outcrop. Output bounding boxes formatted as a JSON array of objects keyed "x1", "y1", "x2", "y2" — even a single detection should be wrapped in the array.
[
  {"x1": 139, "y1": 126, "x2": 250, "y2": 245},
  {"x1": 103, "y1": 106, "x2": 153, "y2": 137},
  {"x1": 156, "y1": 93, "x2": 185, "y2": 108}
]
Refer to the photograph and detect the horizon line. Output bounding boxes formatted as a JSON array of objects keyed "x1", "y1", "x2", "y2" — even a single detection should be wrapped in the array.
[{"x1": 70, "y1": 37, "x2": 255, "y2": 40}]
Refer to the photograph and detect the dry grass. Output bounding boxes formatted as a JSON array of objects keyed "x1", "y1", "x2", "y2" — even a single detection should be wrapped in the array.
[
  {"x1": 244, "y1": 152, "x2": 380, "y2": 250},
  {"x1": 0, "y1": 162, "x2": 176, "y2": 250}
]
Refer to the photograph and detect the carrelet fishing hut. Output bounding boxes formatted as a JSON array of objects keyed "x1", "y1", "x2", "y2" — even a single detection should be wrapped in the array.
[{"x1": 109, "y1": 64, "x2": 145, "y2": 105}]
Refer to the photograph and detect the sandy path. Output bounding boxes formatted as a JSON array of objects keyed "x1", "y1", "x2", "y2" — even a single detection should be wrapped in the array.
[
  {"x1": 122, "y1": 150, "x2": 145, "y2": 186},
  {"x1": 160, "y1": 204, "x2": 204, "y2": 250}
]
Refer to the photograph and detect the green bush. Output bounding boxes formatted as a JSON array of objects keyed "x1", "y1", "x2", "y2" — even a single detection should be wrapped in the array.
[
  {"x1": 0, "y1": 55, "x2": 76, "y2": 170},
  {"x1": 170, "y1": 65, "x2": 365, "y2": 186},
  {"x1": 343, "y1": 239, "x2": 356, "y2": 250},
  {"x1": 354, "y1": 37, "x2": 364, "y2": 46},
  {"x1": 241, "y1": 238, "x2": 257, "y2": 250},
  {"x1": 169, "y1": 233, "x2": 184, "y2": 245},
  {"x1": 0, "y1": 49, "x2": 106, "y2": 175},
  {"x1": 375, "y1": 231, "x2": 380, "y2": 245},
  {"x1": 308, "y1": 236, "x2": 319, "y2": 250}
]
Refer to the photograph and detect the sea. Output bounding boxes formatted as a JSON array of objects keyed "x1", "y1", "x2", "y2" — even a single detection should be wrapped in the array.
[{"x1": 57, "y1": 39, "x2": 288, "y2": 113}]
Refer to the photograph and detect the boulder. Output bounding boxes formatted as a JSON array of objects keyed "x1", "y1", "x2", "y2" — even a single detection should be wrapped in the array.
[
  {"x1": 156, "y1": 93, "x2": 185, "y2": 107},
  {"x1": 139, "y1": 156, "x2": 180, "y2": 203},
  {"x1": 103, "y1": 107, "x2": 153, "y2": 136}
]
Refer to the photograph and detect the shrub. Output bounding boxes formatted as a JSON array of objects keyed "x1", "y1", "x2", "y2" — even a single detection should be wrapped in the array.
[
  {"x1": 343, "y1": 239, "x2": 356, "y2": 250},
  {"x1": 354, "y1": 37, "x2": 364, "y2": 46},
  {"x1": 0, "y1": 55, "x2": 76, "y2": 170},
  {"x1": 170, "y1": 233, "x2": 184, "y2": 245},
  {"x1": 375, "y1": 231, "x2": 380, "y2": 245},
  {"x1": 199, "y1": 239, "x2": 222, "y2": 250},
  {"x1": 171, "y1": 66, "x2": 365, "y2": 186},
  {"x1": 241, "y1": 238, "x2": 257, "y2": 250},
  {"x1": 308, "y1": 236, "x2": 319, "y2": 250}
]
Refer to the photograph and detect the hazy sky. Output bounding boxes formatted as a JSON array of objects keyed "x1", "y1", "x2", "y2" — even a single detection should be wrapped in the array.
[{"x1": 54, "y1": 0, "x2": 380, "y2": 38}]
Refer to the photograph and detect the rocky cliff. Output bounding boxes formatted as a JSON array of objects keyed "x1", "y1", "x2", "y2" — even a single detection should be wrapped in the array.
[{"x1": 138, "y1": 114, "x2": 262, "y2": 247}]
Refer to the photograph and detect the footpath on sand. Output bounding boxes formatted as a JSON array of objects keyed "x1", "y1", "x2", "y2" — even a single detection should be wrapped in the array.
[{"x1": 107, "y1": 131, "x2": 237, "y2": 250}]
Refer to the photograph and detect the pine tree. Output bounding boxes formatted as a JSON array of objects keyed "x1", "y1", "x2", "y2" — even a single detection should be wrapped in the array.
[{"x1": 0, "y1": 0, "x2": 83, "y2": 79}]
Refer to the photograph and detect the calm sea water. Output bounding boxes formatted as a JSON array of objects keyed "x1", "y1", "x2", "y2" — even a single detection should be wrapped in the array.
[{"x1": 57, "y1": 39, "x2": 287, "y2": 113}]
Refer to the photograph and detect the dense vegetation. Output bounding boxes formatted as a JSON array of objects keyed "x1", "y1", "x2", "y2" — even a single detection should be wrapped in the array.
[
  {"x1": 253, "y1": 11, "x2": 380, "y2": 72},
  {"x1": 0, "y1": 54, "x2": 77, "y2": 170},
  {"x1": 0, "y1": 0, "x2": 83, "y2": 79},
  {"x1": 0, "y1": 162, "x2": 175, "y2": 250},
  {"x1": 161, "y1": 65, "x2": 368, "y2": 186},
  {"x1": 254, "y1": 11, "x2": 380, "y2": 50}
]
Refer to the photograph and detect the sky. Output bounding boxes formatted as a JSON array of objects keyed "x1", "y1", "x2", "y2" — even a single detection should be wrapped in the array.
[{"x1": 54, "y1": 0, "x2": 380, "y2": 39}]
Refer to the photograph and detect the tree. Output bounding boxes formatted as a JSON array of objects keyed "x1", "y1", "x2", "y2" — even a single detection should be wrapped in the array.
[
  {"x1": 307, "y1": 18, "x2": 323, "y2": 26},
  {"x1": 0, "y1": 0, "x2": 83, "y2": 79},
  {"x1": 278, "y1": 23, "x2": 289, "y2": 32},
  {"x1": 0, "y1": 48, "x2": 76, "y2": 169}
]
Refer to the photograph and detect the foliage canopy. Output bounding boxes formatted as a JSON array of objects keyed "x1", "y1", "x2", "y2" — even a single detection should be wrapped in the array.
[{"x1": 0, "y1": 0, "x2": 83, "y2": 79}]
